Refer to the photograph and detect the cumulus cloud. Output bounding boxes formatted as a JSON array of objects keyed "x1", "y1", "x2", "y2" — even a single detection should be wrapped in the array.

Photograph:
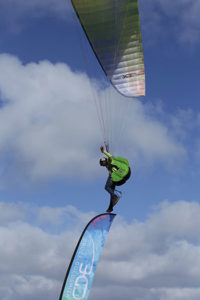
[
  {"x1": 0, "y1": 54, "x2": 188, "y2": 184},
  {"x1": 1, "y1": 200, "x2": 200, "y2": 299},
  {"x1": 0, "y1": 202, "x2": 93, "y2": 300},
  {"x1": 0, "y1": 54, "x2": 186, "y2": 184},
  {"x1": 0, "y1": 202, "x2": 27, "y2": 224},
  {"x1": 123, "y1": 101, "x2": 185, "y2": 169},
  {"x1": 92, "y1": 201, "x2": 200, "y2": 300},
  {"x1": 0, "y1": 54, "x2": 100, "y2": 183}
]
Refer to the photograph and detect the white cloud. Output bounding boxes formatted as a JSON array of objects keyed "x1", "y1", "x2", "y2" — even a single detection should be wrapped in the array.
[
  {"x1": 37, "y1": 205, "x2": 95, "y2": 228},
  {"x1": 123, "y1": 101, "x2": 185, "y2": 168},
  {"x1": 0, "y1": 202, "x2": 27, "y2": 224},
  {"x1": 0, "y1": 202, "x2": 93, "y2": 300},
  {"x1": 0, "y1": 54, "x2": 100, "y2": 183},
  {"x1": 92, "y1": 201, "x2": 200, "y2": 299},
  {"x1": 0, "y1": 54, "x2": 186, "y2": 184},
  {"x1": 1, "y1": 201, "x2": 200, "y2": 299}
]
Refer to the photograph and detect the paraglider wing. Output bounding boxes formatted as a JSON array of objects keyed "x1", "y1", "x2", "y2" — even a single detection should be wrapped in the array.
[
  {"x1": 71, "y1": 0, "x2": 145, "y2": 97},
  {"x1": 59, "y1": 213, "x2": 116, "y2": 300}
]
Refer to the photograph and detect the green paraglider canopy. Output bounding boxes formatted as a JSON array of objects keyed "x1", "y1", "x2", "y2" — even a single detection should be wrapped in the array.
[
  {"x1": 71, "y1": 0, "x2": 145, "y2": 98},
  {"x1": 70, "y1": 0, "x2": 145, "y2": 152}
]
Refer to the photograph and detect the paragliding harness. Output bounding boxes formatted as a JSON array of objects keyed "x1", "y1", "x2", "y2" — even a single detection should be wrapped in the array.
[{"x1": 110, "y1": 156, "x2": 131, "y2": 186}]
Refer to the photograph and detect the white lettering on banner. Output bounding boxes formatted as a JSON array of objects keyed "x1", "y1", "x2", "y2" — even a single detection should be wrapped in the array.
[{"x1": 72, "y1": 235, "x2": 95, "y2": 300}]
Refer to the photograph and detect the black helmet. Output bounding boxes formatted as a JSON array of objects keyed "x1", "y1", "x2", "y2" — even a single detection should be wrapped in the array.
[{"x1": 99, "y1": 157, "x2": 107, "y2": 166}]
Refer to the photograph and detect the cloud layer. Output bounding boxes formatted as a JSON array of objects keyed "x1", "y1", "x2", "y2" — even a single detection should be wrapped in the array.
[
  {"x1": 1, "y1": 200, "x2": 200, "y2": 299},
  {"x1": 0, "y1": 54, "x2": 185, "y2": 184}
]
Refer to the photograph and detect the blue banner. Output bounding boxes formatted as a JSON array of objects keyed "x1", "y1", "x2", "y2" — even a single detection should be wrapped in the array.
[{"x1": 60, "y1": 213, "x2": 116, "y2": 300}]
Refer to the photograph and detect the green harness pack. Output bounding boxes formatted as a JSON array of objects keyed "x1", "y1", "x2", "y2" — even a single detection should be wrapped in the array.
[{"x1": 111, "y1": 156, "x2": 130, "y2": 184}]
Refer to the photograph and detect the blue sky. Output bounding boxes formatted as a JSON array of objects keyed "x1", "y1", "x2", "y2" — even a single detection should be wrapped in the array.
[{"x1": 1, "y1": 0, "x2": 200, "y2": 299}]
